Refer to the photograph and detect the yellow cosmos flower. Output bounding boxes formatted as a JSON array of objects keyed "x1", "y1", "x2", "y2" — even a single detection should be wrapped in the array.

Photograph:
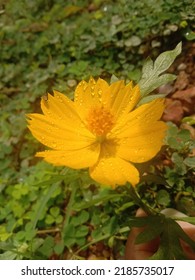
[{"x1": 27, "y1": 77, "x2": 167, "y2": 187}]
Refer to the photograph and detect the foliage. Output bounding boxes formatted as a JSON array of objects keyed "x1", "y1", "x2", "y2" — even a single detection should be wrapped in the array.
[
  {"x1": 138, "y1": 42, "x2": 181, "y2": 98},
  {"x1": 0, "y1": 0, "x2": 195, "y2": 260}
]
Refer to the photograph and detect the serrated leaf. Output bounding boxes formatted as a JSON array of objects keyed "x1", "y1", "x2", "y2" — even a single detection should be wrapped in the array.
[
  {"x1": 128, "y1": 215, "x2": 165, "y2": 243},
  {"x1": 154, "y1": 42, "x2": 181, "y2": 75},
  {"x1": 140, "y1": 73, "x2": 176, "y2": 96},
  {"x1": 150, "y1": 218, "x2": 195, "y2": 260},
  {"x1": 141, "y1": 57, "x2": 153, "y2": 78},
  {"x1": 139, "y1": 42, "x2": 182, "y2": 97}
]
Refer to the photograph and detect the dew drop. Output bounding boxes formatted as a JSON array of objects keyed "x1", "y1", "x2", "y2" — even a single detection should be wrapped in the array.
[
  {"x1": 83, "y1": 85, "x2": 88, "y2": 92},
  {"x1": 91, "y1": 85, "x2": 95, "y2": 93},
  {"x1": 90, "y1": 77, "x2": 96, "y2": 85},
  {"x1": 98, "y1": 89, "x2": 102, "y2": 97},
  {"x1": 78, "y1": 82, "x2": 82, "y2": 87},
  {"x1": 75, "y1": 92, "x2": 79, "y2": 101}
]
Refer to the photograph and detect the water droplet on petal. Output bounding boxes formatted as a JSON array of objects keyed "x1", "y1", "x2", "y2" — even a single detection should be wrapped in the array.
[
  {"x1": 90, "y1": 77, "x2": 96, "y2": 85},
  {"x1": 91, "y1": 86, "x2": 95, "y2": 96},
  {"x1": 83, "y1": 85, "x2": 88, "y2": 92},
  {"x1": 98, "y1": 89, "x2": 102, "y2": 97}
]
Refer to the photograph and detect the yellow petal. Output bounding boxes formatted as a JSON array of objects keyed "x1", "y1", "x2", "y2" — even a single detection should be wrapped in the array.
[
  {"x1": 112, "y1": 98, "x2": 166, "y2": 137},
  {"x1": 109, "y1": 81, "x2": 140, "y2": 121},
  {"x1": 74, "y1": 77, "x2": 110, "y2": 118},
  {"x1": 41, "y1": 90, "x2": 82, "y2": 124},
  {"x1": 90, "y1": 156, "x2": 139, "y2": 187},
  {"x1": 27, "y1": 113, "x2": 95, "y2": 150},
  {"x1": 36, "y1": 142, "x2": 100, "y2": 169},
  {"x1": 108, "y1": 98, "x2": 167, "y2": 163},
  {"x1": 116, "y1": 121, "x2": 167, "y2": 163}
]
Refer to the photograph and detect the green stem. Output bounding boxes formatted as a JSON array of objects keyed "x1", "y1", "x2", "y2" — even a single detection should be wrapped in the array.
[
  {"x1": 62, "y1": 181, "x2": 78, "y2": 234},
  {"x1": 128, "y1": 184, "x2": 156, "y2": 216}
]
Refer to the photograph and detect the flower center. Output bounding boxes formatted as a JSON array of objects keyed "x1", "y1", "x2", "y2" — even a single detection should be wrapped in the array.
[{"x1": 86, "y1": 106, "x2": 114, "y2": 138}]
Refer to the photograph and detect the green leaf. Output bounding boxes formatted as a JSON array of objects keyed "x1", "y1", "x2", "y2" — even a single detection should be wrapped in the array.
[
  {"x1": 75, "y1": 225, "x2": 89, "y2": 238},
  {"x1": 171, "y1": 152, "x2": 187, "y2": 175},
  {"x1": 137, "y1": 93, "x2": 166, "y2": 106},
  {"x1": 54, "y1": 240, "x2": 64, "y2": 255},
  {"x1": 185, "y1": 31, "x2": 195, "y2": 41},
  {"x1": 63, "y1": 224, "x2": 76, "y2": 247},
  {"x1": 175, "y1": 216, "x2": 195, "y2": 225},
  {"x1": 154, "y1": 43, "x2": 181, "y2": 75},
  {"x1": 38, "y1": 236, "x2": 55, "y2": 257},
  {"x1": 115, "y1": 201, "x2": 134, "y2": 214},
  {"x1": 182, "y1": 116, "x2": 195, "y2": 125},
  {"x1": 31, "y1": 183, "x2": 60, "y2": 229},
  {"x1": 139, "y1": 42, "x2": 182, "y2": 96},
  {"x1": 150, "y1": 218, "x2": 195, "y2": 260},
  {"x1": 184, "y1": 157, "x2": 195, "y2": 168},
  {"x1": 136, "y1": 223, "x2": 163, "y2": 244},
  {"x1": 71, "y1": 210, "x2": 89, "y2": 226},
  {"x1": 0, "y1": 251, "x2": 17, "y2": 260},
  {"x1": 110, "y1": 74, "x2": 119, "y2": 84},
  {"x1": 156, "y1": 190, "x2": 171, "y2": 207},
  {"x1": 50, "y1": 206, "x2": 60, "y2": 218},
  {"x1": 45, "y1": 214, "x2": 55, "y2": 225},
  {"x1": 32, "y1": 175, "x2": 66, "y2": 187}
]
